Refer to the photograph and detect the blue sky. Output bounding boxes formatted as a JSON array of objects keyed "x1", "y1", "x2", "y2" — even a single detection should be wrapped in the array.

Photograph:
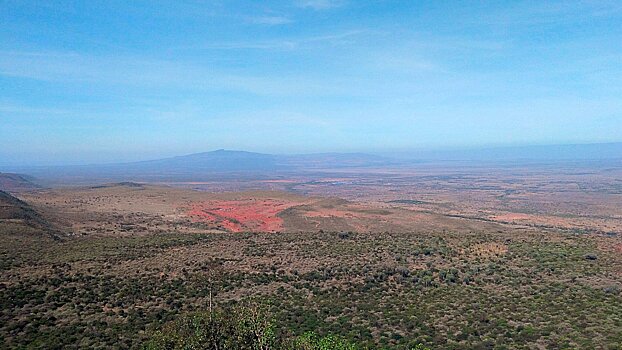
[{"x1": 1, "y1": 1, "x2": 621, "y2": 165}]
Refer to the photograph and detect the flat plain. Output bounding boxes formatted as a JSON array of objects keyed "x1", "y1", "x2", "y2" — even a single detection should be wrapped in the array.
[{"x1": 1, "y1": 160, "x2": 622, "y2": 349}]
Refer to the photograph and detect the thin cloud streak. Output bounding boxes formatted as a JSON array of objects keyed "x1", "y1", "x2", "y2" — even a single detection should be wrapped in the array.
[
  {"x1": 295, "y1": 0, "x2": 347, "y2": 10},
  {"x1": 0, "y1": 50, "x2": 361, "y2": 97},
  {"x1": 174, "y1": 30, "x2": 367, "y2": 51},
  {"x1": 247, "y1": 15, "x2": 293, "y2": 25}
]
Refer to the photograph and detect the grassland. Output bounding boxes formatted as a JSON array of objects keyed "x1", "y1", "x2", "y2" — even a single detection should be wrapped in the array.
[
  {"x1": 2, "y1": 218, "x2": 621, "y2": 349},
  {"x1": 1, "y1": 179, "x2": 621, "y2": 349}
]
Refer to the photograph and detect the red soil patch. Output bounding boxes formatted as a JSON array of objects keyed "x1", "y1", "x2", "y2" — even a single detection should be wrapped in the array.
[{"x1": 187, "y1": 199, "x2": 300, "y2": 232}]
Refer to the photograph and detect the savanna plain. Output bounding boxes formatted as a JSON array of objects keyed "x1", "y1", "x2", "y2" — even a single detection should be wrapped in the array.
[{"x1": 1, "y1": 161, "x2": 622, "y2": 349}]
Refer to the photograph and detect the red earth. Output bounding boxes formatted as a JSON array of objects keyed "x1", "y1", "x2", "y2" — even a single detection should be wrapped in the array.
[{"x1": 187, "y1": 199, "x2": 300, "y2": 232}]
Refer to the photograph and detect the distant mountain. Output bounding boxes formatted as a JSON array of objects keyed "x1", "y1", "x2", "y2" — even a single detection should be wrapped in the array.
[
  {"x1": 2, "y1": 150, "x2": 395, "y2": 184},
  {"x1": 4, "y1": 143, "x2": 619, "y2": 185},
  {"x1": 0, "y1": 173, "x2": 42, "y2": 192},
  {"x1": 124, "y1": 150, "x2": 392, "y2": 171},
  {"x1": 122, "y1": 149, "x2": 283, "y2": 173}
]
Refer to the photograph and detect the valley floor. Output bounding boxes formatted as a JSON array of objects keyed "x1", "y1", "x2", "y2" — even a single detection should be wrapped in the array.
[{"x1": 1, "y1": 183, "x2": 621, "y2": 349}]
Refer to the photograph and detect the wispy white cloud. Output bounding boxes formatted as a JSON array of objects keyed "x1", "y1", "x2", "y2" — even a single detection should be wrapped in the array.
[
  {"x1": 295, "y1": 0, "x2": 347, "y2": 10},
  {"x1": 302, "y1": 30, "x2": 365, "y2": 44},
  {"x1": 0, "y1": 102, "x2": 69, "y2": 116},
  {"x1": 212, "y1": 110, "x2": 334, "y2": 129},
  {"x1": 180, "y1": 29, "x2": 366, "y2": 51},
  {"x1": 191, "y1": 41, "x2": 297, "y2": 50},
  {"x1": 247, "y1": 15, "x2": 293, "y2": 25},
  {"x1": 369, "y1": 55, "x2": 440, "y2": 73},
  {"x1": 0, "y1": 50, "x2": 355, "y2": 97}
]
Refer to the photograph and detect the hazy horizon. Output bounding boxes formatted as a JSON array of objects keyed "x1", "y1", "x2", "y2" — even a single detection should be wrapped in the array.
[
  {"x1": 1, "y1": 141, "x2": 621, "y2": 168},
  {"x1": 2, "y1": 1, "x2": 621, "y2": 165}
]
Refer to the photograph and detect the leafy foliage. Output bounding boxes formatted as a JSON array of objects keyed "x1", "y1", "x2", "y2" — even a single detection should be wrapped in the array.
[
  {"x1": 290, "y1": 332, "x2": 360, "y2": 350},
  {"x1": 144, "y1": 306, "x2": 430, "y2": 350},
  {"x1": 145, "y1": 305, "x2": 276, "y2": 350}
]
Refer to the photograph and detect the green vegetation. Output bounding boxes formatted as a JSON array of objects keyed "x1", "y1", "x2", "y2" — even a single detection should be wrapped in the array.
[
  {"x1": 145, "y1": 305, "x2": 429, "y2": 350},
  {"x1": 1, "y1": 223, "x2": 621, "y2": 348},
  {"x1": 145, "y1": 305, "x2": 277, "y2": 350}
]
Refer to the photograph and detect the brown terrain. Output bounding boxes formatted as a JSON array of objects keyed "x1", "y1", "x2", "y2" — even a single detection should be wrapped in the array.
[
  {"x1": 2, "y1": 162, "x2": 622, "y2": 349},
  {"x1": 0, "y1": 173, "x2": 41, "y2": 193},
  {"x1": 153, "y1": 162, "x2": 622, "y2": 236},
  {"x1": 16, "y1": 181, "x2": 530, "y2": 237}
]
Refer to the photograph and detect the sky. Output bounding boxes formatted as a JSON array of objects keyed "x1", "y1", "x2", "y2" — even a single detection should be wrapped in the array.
[{"x1": 1, "y1": 1, "x2": 621, "y2": 165}]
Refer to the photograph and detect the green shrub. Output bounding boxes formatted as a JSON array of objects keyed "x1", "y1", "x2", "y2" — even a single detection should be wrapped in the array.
[
  {"x1": 144, "y1": 306, "x2": 431, "y2": 350},
  {"x1": 144, "y1": 305, "x2": 276, "y2": 350},
  {"x1": 290, "y1": 332, "x2": 358, "y2": 350}
]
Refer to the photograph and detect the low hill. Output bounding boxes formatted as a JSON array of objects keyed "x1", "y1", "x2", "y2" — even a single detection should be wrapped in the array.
[
  {"x1": 0, "y1": 190, "x2": 49, "y2": 229},
  {"x1": 0, "y1": 172, "x2": 41, "y2": 192}
]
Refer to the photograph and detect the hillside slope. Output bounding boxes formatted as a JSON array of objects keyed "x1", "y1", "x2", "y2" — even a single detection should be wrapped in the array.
[
  {"x1": 0, "y1": 190, "x2": 50, "y2": 229},
  {"x1": 0, "y1": 173, "x2": 41, "y2": 192}
]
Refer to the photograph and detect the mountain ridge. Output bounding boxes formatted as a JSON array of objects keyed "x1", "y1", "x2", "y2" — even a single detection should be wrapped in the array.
[
  {"x1": 0, "y1": 173, "x2": 42, "y2": 192},
  {"x1": 2, "y1": 143, "x2": 620, "y2": 184}
]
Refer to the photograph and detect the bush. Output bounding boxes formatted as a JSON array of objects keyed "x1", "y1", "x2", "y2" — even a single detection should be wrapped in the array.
[
  {"x1": 144, "y1": 305, "x2": 431, "y2": 350},
  {"x1": 144, "y1": 305, "x2": 276, "y2": 350},
  {"x1": 290, "y1": 332, "x2": 358, "y2": 350}
]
